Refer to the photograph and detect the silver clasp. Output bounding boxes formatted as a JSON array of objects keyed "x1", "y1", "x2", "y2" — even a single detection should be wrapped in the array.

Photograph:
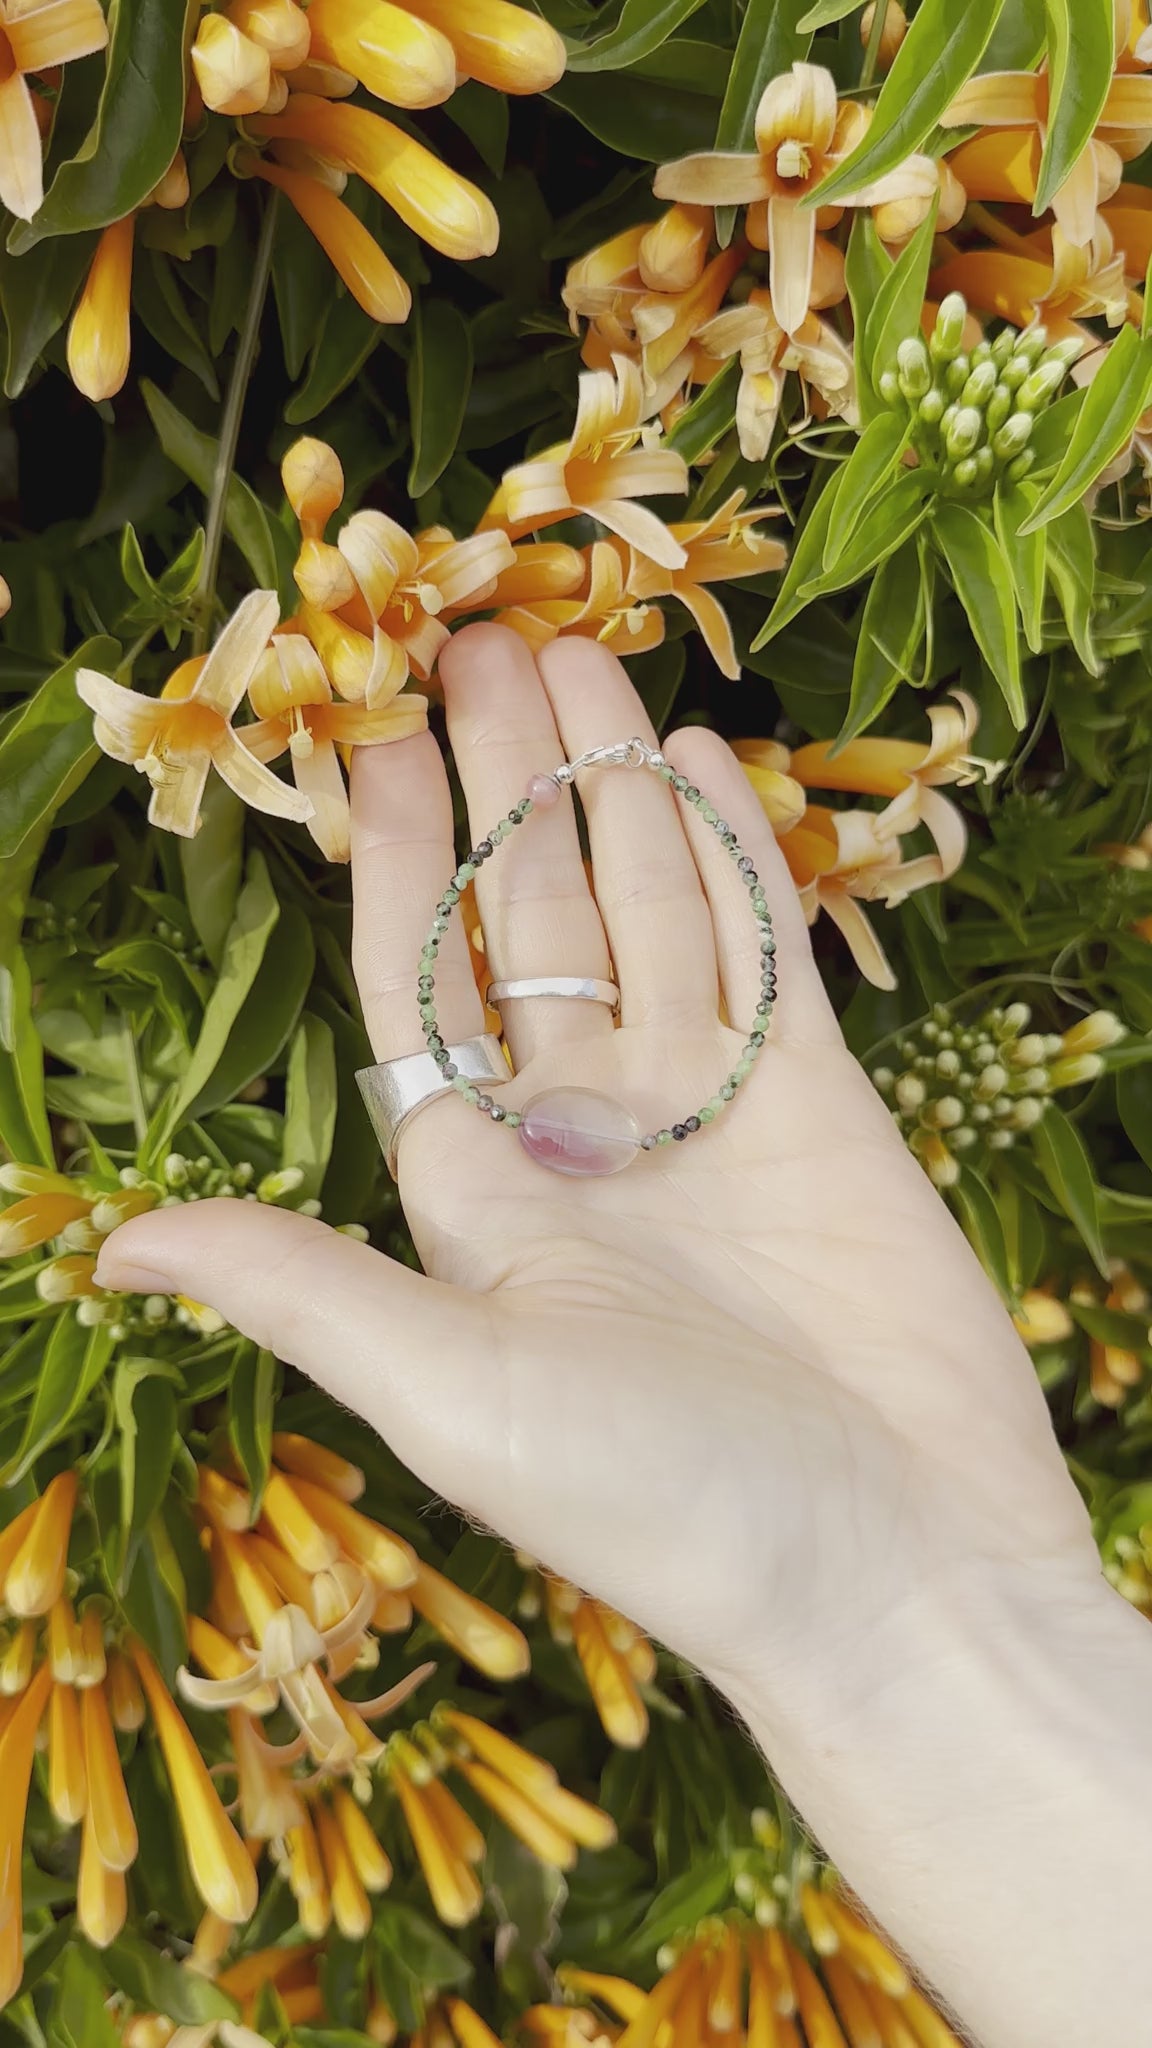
[{"x1": 558, "y1": 738, "x2": 654, "y2": 780}]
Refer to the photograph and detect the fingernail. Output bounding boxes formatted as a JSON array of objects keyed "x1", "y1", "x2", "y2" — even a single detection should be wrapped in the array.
[{"x1": 94, "y1": 1257, "x2": 174, "y2": 1296}]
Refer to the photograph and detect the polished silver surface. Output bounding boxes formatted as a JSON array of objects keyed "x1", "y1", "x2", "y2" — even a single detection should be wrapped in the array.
[
  {"x1": 356, "y1": 1035, "x2": 511, "y2": 1178},
  {"x1": 485, "y1": 975, "x2": 620, "y2": 1013}
]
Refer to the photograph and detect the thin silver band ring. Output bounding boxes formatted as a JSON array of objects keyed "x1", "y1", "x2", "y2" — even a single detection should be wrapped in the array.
[{"x1": 485, "y1": 976, "x2": 620, "y2": 1013}]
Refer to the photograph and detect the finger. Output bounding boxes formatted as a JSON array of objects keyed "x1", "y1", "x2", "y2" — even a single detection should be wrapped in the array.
[
  {"x1": 665, "y1": 725, "x2": 842, "y2": 1047},
  {"x1": 536, "y1": 637, "x2": 718, "y2": 1028},
  {"x1": 439, "y1": 624, "x2": 614, "y2": 1068},
  {"x1": 93, "y1": 1203, "x2": 502, "y2": 1513},
  {"x1": 351, "y1": 731, "x2": 485, "y2": 1062}
]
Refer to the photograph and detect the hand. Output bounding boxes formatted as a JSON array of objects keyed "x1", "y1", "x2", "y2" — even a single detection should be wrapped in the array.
[{"x1": 97, "y1": 623, "x2": 1099, "y2": 1701}]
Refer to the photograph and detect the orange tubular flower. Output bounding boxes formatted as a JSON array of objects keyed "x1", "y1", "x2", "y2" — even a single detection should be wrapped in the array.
[
  {"x1": 654, "y1": 64, "x2": 935, "y2": 335},
  {"x1": 623, "y1": 491, "x2": 787, "y2": 680},
  {"x1": 4, "y1": 1471, "x2": 77, "y2": 1618},
  {"x1": 251, "y1": 96, "x2": 500, "y2": 260},
  {"x1": 694, "y1": 285, "x2": 857, "y2": 458},
  {"x1": 0, "y1": 0, "x2": 108, "y2": 219},
  {"x1": 77, "y1": 591, "x2": 314, "y2": 838},
  {"x1": 498, "y1": 540, "x2": 666, "y2": 657},
  {"x1": 639, "y1": 204, "x2": 712, "y2": 293},
  {"x1": 241, "y1": 155, "x2": 412, "y2": 322},
  {"x1": 192, "y1": 13, "x2": 274, "y2": 115},
  {"x1": 227, "y1": 0, "x2": 311, "y2": 70},
  {"x1": 545, "y1": 1580, "x2": 652, "y2": 1749},
  {"x1": 65, "y1": 213, "x2": 135, "y2": 403},
  {"x1": 390, "y1": 1749, "x2": 485, "y2": 1927},
  {"x1": 633, "y1": 243, "x2": 747, "y2": 388},
  {"x1": 0, "y1": 1170, "x2": 94, "y2": 1254},
  {"x1": 0, "y1": 1661, "x2": 53, "y2": 2004},
  {"x1": 305, "y1": 0, "x2": 457, "y2": 110},
  {"x1": 399, "y1": 0, "x2": 567, "y2": 95},
  {"x1": 243, "y1": 632, "x2": 428, "y2": 862},
  {"x1": 132, "y1": 1641, "x2": 259, "y2": 1924},
  {"x1": 940, "y1": 72, "x2": 1152, "y2": 244},
  {"x1": 490, "y1": 354, "x2": 690, "y2": 569},
  {"x1": 931, "y1": 218, "x2": 1132, "y2": 337},
  {"x1": 409, "y1": 1560, "x2": 529, "y2": 1679}
]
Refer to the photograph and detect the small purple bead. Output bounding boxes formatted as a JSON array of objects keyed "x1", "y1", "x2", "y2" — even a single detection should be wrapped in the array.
[{"x1": 527, "y1": 774, "x2": 562, "y2": 809}]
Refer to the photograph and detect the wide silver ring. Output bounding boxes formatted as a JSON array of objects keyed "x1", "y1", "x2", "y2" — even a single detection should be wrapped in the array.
[
  {"x1": 356, "y1": 1036, "x2": 511, "y2": 1180},
  {"x1": 485, "y1": 976, "x2": 620, "y2": 1013}
]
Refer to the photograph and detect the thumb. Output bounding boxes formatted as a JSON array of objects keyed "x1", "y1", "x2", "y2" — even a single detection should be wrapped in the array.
[{"x1": 93, "y1": 1200, "x2": 501, "y2": 1511}]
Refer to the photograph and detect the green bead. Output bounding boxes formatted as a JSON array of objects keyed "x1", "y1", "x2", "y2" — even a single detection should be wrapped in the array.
[
  {"x1": 505, "y1": 1111, "x2": 522, "y2": 1129},
  {"x1": 659, "y1": 765, "x2": 675, "y2": 781},
  {"x1": 672, "y1": 775, "x2": 688, "y2": 794},
  {"x1": 698, "y1": 1107, "x2": 716, "y2": 1123},
  {"x1": 720, "y1": 1083, "x2": 735, "y2": 1101},
  {"x1": 462, "y1": 1085, "x2": 480, "y2": 1105},
  {"x1": 451, "y1": 1075, "x2": 472, "y2": 1095},
  {"x1": 443, "y1": 885, "x2": 460, "y2": 905},
  {"x1": 708, "y1": 1095, "x2": 726, "y2": 1114},
  {"x1": 701, "y1": 804, "x2": 718, "y2": 825},
  {"x1": 735, "y1": 1058, "x2": 754, "y2": 1080},
  {"x1": 456, "y1": 862, "x2": 477, "y2": 884},
  {"x1": 754, "y1": 1008, "x2": 772, "y2": 1030},
  {"x1": 656, "y1": 1130, "x2": 674, "y2": 1146}
]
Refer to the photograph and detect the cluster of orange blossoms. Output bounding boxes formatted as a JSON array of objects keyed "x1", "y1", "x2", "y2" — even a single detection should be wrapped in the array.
[
  {"x1": 0, "y1": 1433, "x2": 622, "y2": 1996},
  {"x1": 62, "y1": 0, "x2": 566, "y2": 401},
  {"x1": 1015, "y1": 1259, "x2": 1150, "y2": 1409}
]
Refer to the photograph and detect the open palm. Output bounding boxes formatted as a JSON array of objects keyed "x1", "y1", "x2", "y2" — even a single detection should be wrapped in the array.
[{"x1": 103, "y1": 623, "x2": 1099, "y2": 1720}]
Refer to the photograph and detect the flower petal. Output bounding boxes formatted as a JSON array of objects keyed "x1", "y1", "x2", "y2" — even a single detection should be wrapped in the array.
[
  {"x1": 213, "y1": 727, "x2": 315, "y2": 822},
  {"x1": 767, "y1": 194, "x2": 816, "y2": 337},
  {"x1": 820, "y1": 889, "x2": 898, "y2": 989},
  {"x1": 292, "y1": 737, "x2": 351, "y2": 863},
  {"x1": 755, "y1": 61, "x2": 839, "y2": 158},
  {"x1": 6, "y1": 0, "x2": 108, "y2": 67},
  {"x1": 653, "y1": 149, "x2": 771, "y2": 207},
  {"x1": 939, "y1": 69, "x2": 1044, "y2": 129},
  {"x1": 195, "y1": 590, "x2": 281, "y2": 717},
  {"x1": 579, "y1": 496, "x2": 687, "y2": 571},
  {"x1": 0, "y1": 70, "x2": 43, "y2": 220},
  {"x1": 674, "y1": 581, "x2": 740, "y2": 679}
]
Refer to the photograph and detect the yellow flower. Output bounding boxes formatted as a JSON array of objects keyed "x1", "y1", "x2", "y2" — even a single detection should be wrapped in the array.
[
  {"x1": 397, "y1": 0, "x2": 567, "y2": 95},
  {"x1": 0, "y1": 0, "x2": 108, "y2": 219},
  {"x1": 447, "y1": 541, "x2": 586, "y2": 619},
  {"x1": 940, "y1": 71, "x2": 1152, "y2": 245},
  {"x1": 932, "y1": 216, "x2": 1133, "y2": 337},
  {"x1": 243, "y1": 632, "x2": 427, "y2": 863},
  {"x1": 409, "y1": 1559, "x2": 529, "y2": 1679},
  {"x1": 1013, "y1": 1286, "x2": 1075, "y2": 1346},
  {"x1": 66, "y1": 213, "x2": 135, "y2": 403},
  {"x1": 497, "y1": 540, "x2": 666, "y2": 658},
  {"x1": 227, "y1": 0, "x2": 311, "y2": 71},
  {"x1": 436, "y1": 1714, "x2": 616, "y2": 1866},
  {"x1": 0, "y1": 1661, "x2": 52, "y2": 2005},
  {"x1": 238, "y1": 153, "x2": 413, "y2": 322},
  {"x1": 252, "y1": 95, "x2": 499, "y2": 260},
  {"x1": 388, "y1": 1737, "x2": 485, "y2": 1927},
  {"x1": 76, "y1": 591, "x2": 314, "y2": 839},
  {"x1": 3, "y1": 1470, "x2": 77, "y2": 1618},
  {"x1": 0, "y1": 1166, "x2": 95, "y2": 1253},
  {"x1": 654, "y1": 63, "x2": 935, "y2": 335},
  {"x1": 639, "y1": 204, "x2": 712, "y2": 293},
  {"x1": 543, "y1": 1578, "x2": 653, "y2": 1749},
  {"x1": 304, "y1": 0, "x2": 457, "y2": 109},
  {"x1": 77, "y1": 1801, "x2": 128, "y2": 1949},
  {"x1": 132, "y1": 1641, "x2": 259, "y2": 1924},
  {"x1": 622, "y1": 491, "x2": 787, "y2": 680},
  {"x1": 81, "y1": 1679, "x2": 139, "y2": 1871},
  {"x1": 860, "y1": 0, "x2": 907, "y2": 70},
  {"x1": 488, "y1": 354, "x2": 690, "y2": 570}
]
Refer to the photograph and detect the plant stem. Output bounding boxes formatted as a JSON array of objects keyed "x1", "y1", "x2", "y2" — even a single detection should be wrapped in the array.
[
  {"x1": 121, "y1": 1020, "x2": 149, "y2": 1150},
  {"x1": 859, "y1": 0, "x2": 890, "y2": 88},
  {"x1": 192, "y1": 190, "x2": 280, "y2": 654}
]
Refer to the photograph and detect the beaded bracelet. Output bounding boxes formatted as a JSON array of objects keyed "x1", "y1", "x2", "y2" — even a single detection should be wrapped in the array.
[{"x1": 417, "y1": 739, "x2": 777, "y2": 1177}]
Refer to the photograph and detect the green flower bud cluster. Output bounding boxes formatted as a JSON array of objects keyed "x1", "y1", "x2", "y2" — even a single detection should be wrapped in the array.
[
  {"x1": 871, "y1": 999, "x2": 1124, "y2": 1189},
  {"x1": 877, "y1": 293, "x2": 1083, "y2": 499}
]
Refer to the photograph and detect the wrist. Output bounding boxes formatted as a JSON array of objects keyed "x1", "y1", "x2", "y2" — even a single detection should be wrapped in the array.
[{"x1": 724, "y1": 1559, "x2": 1152, "y2": 2048}]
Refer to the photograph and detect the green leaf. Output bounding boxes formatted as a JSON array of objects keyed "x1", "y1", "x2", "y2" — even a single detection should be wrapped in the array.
[
  {"x1": 272, "y1": 201, "x2": 331, "y2": 380},
  {"x1": 752, "y1": 466, "x2": 848, "y2": 647},
  {"x1": 229, "y1": 1346, "x2": 278, "y2": 1518},
  {"x1": 823, "y1": 411, "x2": 911, "y2": 570},
  {"x1": 49, "y1": 1947, "x2": 121, "y2": 2048},
  {"x1": 1020, "y1": 326, "x2": 1152, "y2": 530},
  {"x1": 566, "y1": 0, "x2": 710, "y2": 70},
  {"x1": 113, "y1": 1357, "x2": 180, "y2": 1558},
  {"x1": 797, "y1": 0, "x2": 859, "y2": 23},
  {"x1": 845, "y1": 212, "x2": 892, "y2": 421},
  {"x1": 547, "y1": 71, "x2": 720, "y2": 158},
  {"x1": 119, "y1": 1517, "x2": 188, "y2": 1680},
  {"x1": 9, "y1": 0, "x2": 200, "y2": 251},
  {"x1": 816, "y1": 0, "x2": 1006, "y2": 202},
  {"x1": 1118, "y1": 1064, "x2": 1152, "y2": 1173},
  {"x1": 1036, "y1": 0, "x2": 1115, "y2": 217},
  {"x1": 0, "y1": 636, "x2": 118, "y2": 859},
  {"x1": 0, "y1": 945, "x2": 53, "y2": 1167},
  {"x1": 1031, "y1": 1103, "x2": 1108, "y2": 1277},
  {"x1": 931, "y1": 500, "x2": 1025, "y2": 727},
  {"x1": 1068, "y1": 1300, "x2": 1151, "y2": 1351},
  {"x1": 993, "y1": 481, "x2": 1047, "y2": 653},
  {"x1": 712, "y1": 0, "x2": 812, "y2": 243},
  {"x1": 838, "y1": 535, "x2": 927, "y2": 744},
  {"x1": 133, "y1": 251, "x2": 220, "y2": 401},
  {"x1": 102, "y1": 1934, "x2": 238, "y2": 2027},
  {"x1": 161, "y1": 850, "x2": 280, "y2": 1142},
  {"x1": 1046, "y1": 501, "x2": 1099, "y2": 675},
  {"x1": 860, "y1": 204, "x2": 939, "y2": 422},
  {"x1": 285, "y1": 293, "x2": 389, "y2": 425},
  {"x1": 283, "y1": 1011, "x2": 338, "y2": 1200},
  {"x1": 666, "y1": 358, "x2": 739, "y2": 461},
  {"x1": 951, "y1": 1167, "x2": 1016, "y2": 1306},
  {"x1": 445, "y1": 81, "x2": 509, "y2": 177},
  {"x1": 755, "y1": 469, "x2": 930, "y2": 647},
  {"x1": 375, "y1": 1904, "x2": 471, "y2": 1991},
  {"x1": 181, "y1": 900, "x2": 315, "y2": 1126},
  {"x1": 0, "y1": 1316, "x2": 114, "y2": 1484},
  {"x1": 141, "y1": 381, "x2": 279, "y2": 590},
  {"x1": 407, "y1": 300, "x2": 474, "y2": 499},
  {"x1": 0, "y1": 232, "x2": 96, "y2": 397},
  {"x1": 179, "y1": 779, "x2": 245, "y2": 970}
]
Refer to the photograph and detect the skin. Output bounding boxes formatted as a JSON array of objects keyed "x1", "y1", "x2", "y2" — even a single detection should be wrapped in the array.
[{"x1": 98, "y1": 626, "x2": 1152, "y2": 2047}]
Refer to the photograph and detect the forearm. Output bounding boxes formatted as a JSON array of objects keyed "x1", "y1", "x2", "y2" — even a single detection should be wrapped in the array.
[{"x1": 726, "y1": 1563, "x2": 1152, "y2": 2048}]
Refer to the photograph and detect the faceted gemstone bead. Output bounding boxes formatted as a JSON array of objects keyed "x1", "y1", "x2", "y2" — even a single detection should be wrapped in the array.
[
  {"x1": 518, "y1": 1087, "x2": 641, "y2": 1177},
  {"x1": 528, "y1": 774, "x2": 562, "y2": 809}
]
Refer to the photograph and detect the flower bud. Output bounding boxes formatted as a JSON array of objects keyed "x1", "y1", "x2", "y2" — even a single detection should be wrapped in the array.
[
  {"x1": 999, "y1": 354, "x2": 1030, "y2": 391},
  {"x1": 1048, "y1": 1054, "x2": 1104, "y2": 1089},
  {"x1": 1061, "y1": 1009, "x2": 1126, "y2": 1055},
  {"x1": 960, "y1": 360, "x2": 998, "y2": 409},
  {"x1": 973, "y1": 1062, "x2": 1008, "y2": 1099},
  {"x1": 1043, "y1": 335, "x2": 1085, "y2": 372},
  {"x1": 872, "y1": 1067, "x2": 895, "y2": 1092},
  {"x1": 1014, "y1": 327, "x2": 1048, "y2": 364},
  {"x1": 896, "y1": 336, "x2": 931, "y2": 398},
  {"x1": 1013, "y1": 1290, "x2": 1074, "y2": 1345},
  {"x1": 1015, "y1": 360, "x2": 1066, "y2": 411},
  {"x1": 928, "y1": 1096, "x2": 965, "y2": 1129},
  {"x1": 190, "y1": 14, "x2": 271, "y2": 115},
  {"x1": 945, "y1": 355, "x2": 971, "y2": 395},
  {"x1": 990, "y1": 326, "x2": 1016, "y2": 367},
  {"x1": 935, "y1": 1050, "x2": 961, "y2": 1079},
  {"x1": 282, "y1": 436, "x2": 345, "y2": 536},
  {"x1": 1008, "y1": 1096, "x2": 1045, "y2": 1129},
  {"x1": 1002, "y1": 1002, "x2": 1032, "y2": 1032},
  {"x1": 972, "y1": 446, "x2": 994, "y2": 488},
  {"x1": 950, "y1": 1126, "x2": 977, "y2": 1150},
  {"x1": 878, "y1": 368, "x2": 902, "y2": 406},
  {"x1": 894, "y1": 1073, "x2": 926, "y2": 1111},
  {"x1": 1005, "y1": 450, "x2": 1035, "y2": 482},
  {"x1": 930, "y1": 292, "x2": 968, "y2": 362},
  {"x1": 984, "y1": 384, "x2": 1012, "y2": 433},
  {"x1": 970, "y1": 339, "x2": 993, "y2": 367},
  {"x1": 860, "y1": 0, "x2": 907, "y2": 68},
  {"x1": 257, "y1": 1166, "x2": 305, "y2": 1202},
  {"x1": 951, "y1": 455, "x2": 979, "y2": 490},
  {"x1": 918, "y1": 388, "x2": 945, "y2": 425},
  {"x1": 987, "y1": 1129, "x2": 1015, "y2": 1149},
  {"x1": 945, "y1": 406, "x2": 983, "y2": 459},
  {"x1": 293, "y1": 537, "x2": 358, "y2": 611},
  {"x1": 918, "y1": 1132, "x2": 960, "y2": 1187},
  {"x1": 36, "y1": 1255, "x2": 100, "y2": 1303}
]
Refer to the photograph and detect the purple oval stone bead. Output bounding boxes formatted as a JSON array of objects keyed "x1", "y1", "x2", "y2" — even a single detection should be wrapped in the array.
[{"x1": 518, "y1": 1087, "x2": 641, "y2": 1177}]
